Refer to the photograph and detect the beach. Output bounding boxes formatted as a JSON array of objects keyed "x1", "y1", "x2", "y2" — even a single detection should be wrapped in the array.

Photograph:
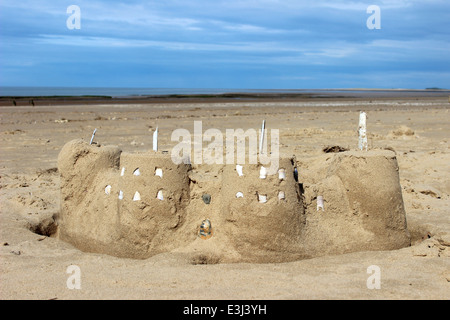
[{"x1": 0, "y1": 94, "x2": 449, "y2": 300}]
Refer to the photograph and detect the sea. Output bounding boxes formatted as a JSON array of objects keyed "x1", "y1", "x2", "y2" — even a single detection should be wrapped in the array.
[
  {"x1": 0, "y1": 86, "x2": 448, "y2": 98},
  {"x1": 0, "y1": 87, "x2": 317, "y2": 97}
]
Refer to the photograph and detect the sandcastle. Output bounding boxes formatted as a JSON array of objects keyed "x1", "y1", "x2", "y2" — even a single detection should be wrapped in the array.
[{"x1": 57, "y1": 117, "x2": 411, "y2": 263}]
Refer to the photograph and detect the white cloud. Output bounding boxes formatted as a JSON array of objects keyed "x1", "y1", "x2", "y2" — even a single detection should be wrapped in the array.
[
  {"x1": 368, "y1": 39, "x2": 450, "y2": 57},
  {"x1": 33, "y1": 34, "x2": 299, "y2": 53}
]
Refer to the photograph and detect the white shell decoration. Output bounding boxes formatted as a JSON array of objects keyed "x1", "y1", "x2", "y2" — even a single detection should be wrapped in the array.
[
  {"x1": 278, "y1": 168, "x2": 286, "y2": 180},
  {"x1": 259, "y1": 166, "x2": 267, "y2": 179},
  {"x1": 258, "y1": 193, "x2": 267, "y2": 203},
  {"x1": 317, "y1": 195, "x2": 324, "y2": 211},
  {"x1": 236, "y1": 165, "x2": 244, "y2": 176},
  {"x1": 133, "y1": 191, "x2": 141, "y2": 201}
]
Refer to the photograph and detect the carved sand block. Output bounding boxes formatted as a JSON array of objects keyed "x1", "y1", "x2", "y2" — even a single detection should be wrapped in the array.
[
  {"x1": 58, "y1": 139, "x2": 191, "y2": 259},
  {"x1": 116, "y1": 152, "x2": 191, "y2": 258},
  {"x1": 220, "y1": 156, "x2": 306, "y2": 263},
  {"x1": 58, "y1": 139, "x2": 123, "y2": 256}
]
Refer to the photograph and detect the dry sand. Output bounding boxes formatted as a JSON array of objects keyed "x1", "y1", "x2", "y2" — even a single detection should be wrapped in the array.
[{"x1": 0, "y1": 96, "x2": 449, "y2": 300}]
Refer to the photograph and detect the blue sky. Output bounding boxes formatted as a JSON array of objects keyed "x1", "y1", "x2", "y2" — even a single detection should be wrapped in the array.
[{"x1": 0, "y1": 0, "x2": 449, "y2": 89}]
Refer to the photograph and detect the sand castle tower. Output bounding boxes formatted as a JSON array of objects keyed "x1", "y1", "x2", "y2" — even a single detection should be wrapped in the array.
[
  {"x1": 57, "y1": 139, "x2": 191, "y2": 259},
  {"x1": 300, "y1": 150, "x2": 411, "y2": 257},
  {"x1": 58, "y1": 139, "x2": 123, "y2": 257},
  {"x1": 115, "y1": 152, "x2": 191, "y2": 258},
  {"x1": 299, "y1": 112, "x2": 410, "y2": 258},
  {"x1": 219, "y1": 157, "x2": 305, "y2": 263}
]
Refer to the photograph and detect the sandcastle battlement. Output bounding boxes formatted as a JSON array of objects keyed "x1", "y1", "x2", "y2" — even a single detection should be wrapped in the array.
[{"x1": 57, "y1": 139, "x2": 410, "y2": 263}]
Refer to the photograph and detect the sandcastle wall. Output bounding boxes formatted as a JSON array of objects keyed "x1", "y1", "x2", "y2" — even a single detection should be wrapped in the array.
[{"x1": 57, "y1": 139, "x2": 410, "y2": 262}]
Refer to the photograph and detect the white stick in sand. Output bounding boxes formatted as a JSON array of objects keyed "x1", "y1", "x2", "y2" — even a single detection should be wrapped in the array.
[
  {"x1": 89, "y1": 128, "x2": 97, "y2": 145},
  {"x1": 358, "y1": 112, "x2": 368, "y2": 151},
  {"x1": 153, "y1": 127, "x2": 158, "y2": 152},
  {"x1": 259, "y1": 120, "x2": 265, "y2": 155}
]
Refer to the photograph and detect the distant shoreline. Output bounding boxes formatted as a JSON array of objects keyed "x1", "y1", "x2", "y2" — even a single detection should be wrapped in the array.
[{"x1": 1, "y1": 88, "x2": 449, "y2": 107}]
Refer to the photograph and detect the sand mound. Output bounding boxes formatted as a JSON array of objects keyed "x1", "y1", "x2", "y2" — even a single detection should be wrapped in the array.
[
  {"x1": 301, "y1": 150, "x2": 411, "y2": 257},
  {"x1": 388, "y1": 125, "x2": 415, "y2": 138},
  {"x1": 57, "y1": 140, "x2": 411, "y2": 263}
]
